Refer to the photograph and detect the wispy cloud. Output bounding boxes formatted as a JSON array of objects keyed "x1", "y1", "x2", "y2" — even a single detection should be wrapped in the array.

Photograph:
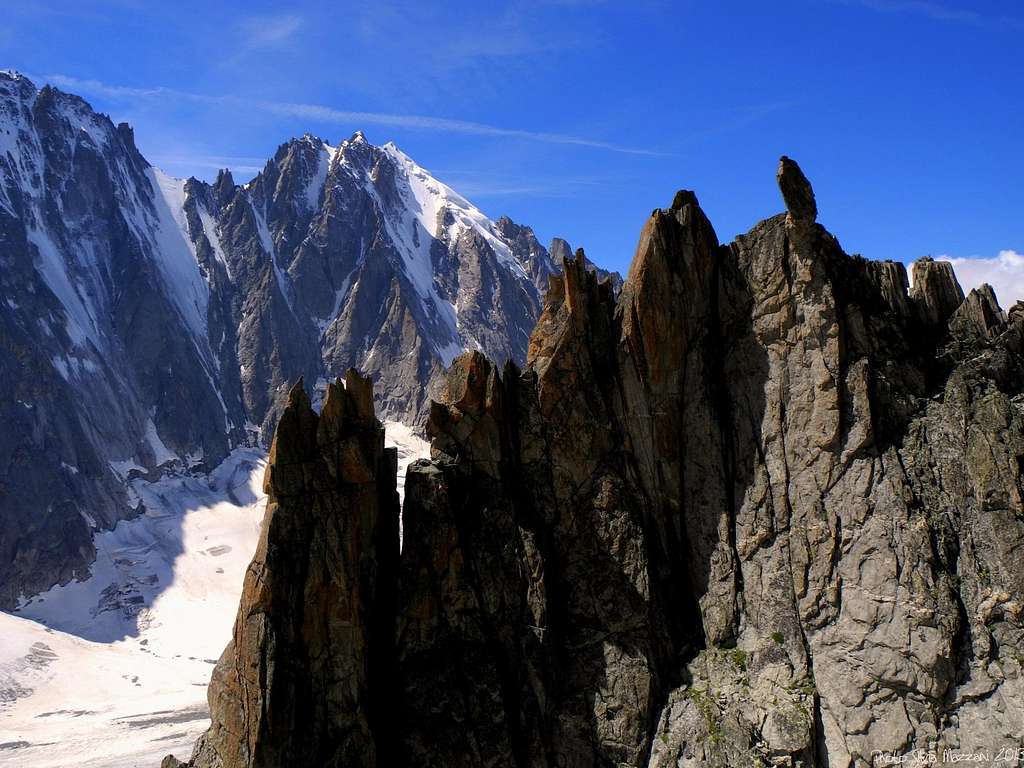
[
  {"x1": 838, "y1": 0, "x2": 1024, "y2": 28},
  {"x1": 147, "y1": 154, "x2": 267, "y2": 174},
  {"x1": 354, "y1": 4, "x2": 572, "y2": 73},
  {"x1": 38, "y1": 73, "x2": 664, "y2": 156},
  {"x1": 237, "y1": 14, "x2": 305, "y2": 49},
  {"x1": 943, "y1": 250, "x2": 1024, "y2": 307},
  {"x1": 434, "y1": 170, "x2": 622, "y2": 199}
]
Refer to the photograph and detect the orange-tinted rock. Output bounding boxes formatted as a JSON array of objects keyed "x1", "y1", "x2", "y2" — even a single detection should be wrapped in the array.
[{"x1": 187, "y1": 374, "x2": 399, "y2": 768}]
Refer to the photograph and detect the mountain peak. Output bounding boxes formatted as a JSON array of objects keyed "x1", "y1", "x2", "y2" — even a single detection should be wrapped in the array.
[
  {"x1": 379, "y1": 140, "x2": 420, "y2": 170},
  {"x1": 297, "y1": 132, "x2": 328, "y2": 147},
  {"x1": 0, "y1": 68, "x2": 32, "y2": 83}
]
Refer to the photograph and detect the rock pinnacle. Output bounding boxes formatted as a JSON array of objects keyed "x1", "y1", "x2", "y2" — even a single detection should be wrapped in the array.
[{"x1": 776, "y1": 155, "x2": 817, "y2": 222}]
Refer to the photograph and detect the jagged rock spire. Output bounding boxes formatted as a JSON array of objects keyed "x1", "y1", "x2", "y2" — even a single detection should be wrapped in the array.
[
  {"x1": 776, "y1": 155, "x2": 817, "y2": 222},
  {"x1": 187, "y1": 375, "x2": 399, "y2": 768},
  {"x1": 910, "y1": 256, "x2": 966, "y2": 325}
]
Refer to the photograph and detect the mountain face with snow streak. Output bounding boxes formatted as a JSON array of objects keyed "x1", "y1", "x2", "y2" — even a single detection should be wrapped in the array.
[
  {"x1": 0, "y1": 71, "x2": 617, "y2": 608},
  {"x1": 226, "y1": 130, "x2": 557, "y2": 425},
  {"x1": 0, "y1": 72, "x2": 250, "y2": 608}
]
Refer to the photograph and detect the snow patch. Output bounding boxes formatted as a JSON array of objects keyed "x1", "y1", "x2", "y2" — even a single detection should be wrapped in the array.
[
  {"x1": 198, "y1": 204, "x2": 231, "y2": 281},
  {"x1": 383, "y1": 420, "x2": 430, "y2": 545},
  {"x1": 1, "y1": 449, "x2": 267, "y2": 768},
  {"x1": 108, "y1": 458, "x2": 146, "y2": 482},
  {"x1": 144, "y1": 419, "x2": 178, "y2": 467},
  {"x1": 145, "y1": 169, "x2": 210, "y2": 341}
]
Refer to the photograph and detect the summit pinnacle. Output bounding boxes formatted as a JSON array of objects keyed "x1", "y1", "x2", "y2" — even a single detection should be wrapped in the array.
[{"x1": 776, "y1": 155, "x2": 817, "y2": 222}]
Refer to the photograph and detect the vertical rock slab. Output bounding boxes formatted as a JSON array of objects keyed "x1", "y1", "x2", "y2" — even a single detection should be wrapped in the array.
[
  {"x1": 911, "y1": 256, "x2": 966, "y2": 326},
  {"x1": 188, "y1": 374, "x2": 399, "y2": 768}
]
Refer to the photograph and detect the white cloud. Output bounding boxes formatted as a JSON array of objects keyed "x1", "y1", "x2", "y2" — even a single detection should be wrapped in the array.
[
  {"x1": 237, "y1": 14, "x2": 304, "y2": 49},
  {"x1": 147, "y1": 154, "x2": 267, "y2": 175},
  {"x1": 946, "y1": 250, "x2": 1024, "y2": 309}
]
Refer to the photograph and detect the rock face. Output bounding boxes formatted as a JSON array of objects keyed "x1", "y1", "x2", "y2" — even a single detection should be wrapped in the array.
[
  {"x1": 179, "y1": 158, "x2": 1024, "y2": 767},
  {"x1": 0, "y1": 72, "x2": 249, "y2": 608},
  {"x1": 189, "y1": 372, "x2": 399, "y2": 768},
  {"x1": 0, "y1": 72, "x2": 593, "y2": 608}
]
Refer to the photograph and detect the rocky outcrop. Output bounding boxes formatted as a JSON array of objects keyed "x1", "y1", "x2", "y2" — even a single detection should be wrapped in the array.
[
  {"x1": 777, "y1": 155, "x2": 817, "y2": 222},
  {"x1": 911, "y1": 256, "x2": 966, "y2": 326},
  {"x1": 189, "y1": 372, "x2": 399, "y2": 767},
  {"x1": 176, "y1": 155, "x2": 1024, "y2": 767},
  {"x1": 550, "y1": 235, "x2": 624, "y2": 293}
]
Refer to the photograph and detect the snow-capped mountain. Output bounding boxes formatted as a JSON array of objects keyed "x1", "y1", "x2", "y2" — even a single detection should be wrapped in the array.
[
  {"x1": 0, "y1": 71, "x2": 619, "y2": 609},
  {"x1": 231, "y1": 129, "x2": 556, "y2": 425}
]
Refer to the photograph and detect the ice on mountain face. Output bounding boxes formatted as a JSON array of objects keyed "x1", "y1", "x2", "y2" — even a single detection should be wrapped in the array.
[
  {"x1": 0, "y1": 76, "x2": 39, "y2": 186},
  {"x1": 435, "y1": 338, "x2": 467, "y2": 368},
  {"x1": 353, "y1": 146, "x2": 462, "y2": 358},
  {"x1": 251, "y1": 196, "x2": 299, "y2": 319},
  {"x1": 50, "y1": 356, "x2": 70, "y2": 381},
  {"x1": 49, "y1": 350, "x2": 102, "y2": 383},
  {"x1": 357, "y1": 142, "x2": 540, "y2": 364},
  {"x1": 305, "y1": 143, "x2": 332, "y2": 212},
  {"x1": 318, "y1": 269, "x2": 356, "y2": 336},
  {"x1": 55, "y1": 98, "x2": 112, "y2": 157},
  {"x1": 145, "y1": 169, "x2": 211, "y2": 341},
  {"x1": 28, "y1": 227, "x2": 101, "y2": 349},
  {"x1": 198, "y1": 204, "x2": 231, "y2": 280},
  {"x1": 381, "y1": 142, "x2": 527, "y2": 280}
]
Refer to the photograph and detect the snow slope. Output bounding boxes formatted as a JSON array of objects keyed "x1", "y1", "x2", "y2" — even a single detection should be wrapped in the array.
[
  {"x1": 144, "y1": 168, "x2": 211, "y2": 342},
  {"x1": 0, "y1": 425, "x2": 427, "y2": 767},
  {"x1": 382, "y1": 142, "x2": 526, "y2": 280},
  {"x1": 0, "y1": 449, "x2": 265, "y2": 767}
]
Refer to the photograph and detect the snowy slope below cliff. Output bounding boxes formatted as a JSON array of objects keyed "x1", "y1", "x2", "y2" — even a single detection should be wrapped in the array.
[
  {"x1": 0, "y1": 425, "x2": 426, "y2": 768},
  {"x1": 0, "y1": 449, "x2": 265, "y2": 768}
]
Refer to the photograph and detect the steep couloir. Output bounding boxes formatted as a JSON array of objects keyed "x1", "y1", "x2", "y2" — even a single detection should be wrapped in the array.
[{"x1": 172, "y1": 158, "x2": 1024, "y2": 767}]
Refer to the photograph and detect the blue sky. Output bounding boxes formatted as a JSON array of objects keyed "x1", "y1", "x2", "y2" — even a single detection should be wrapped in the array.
[{"x1": 1, "y1": 0, "x2": 1021, "y2": 299}]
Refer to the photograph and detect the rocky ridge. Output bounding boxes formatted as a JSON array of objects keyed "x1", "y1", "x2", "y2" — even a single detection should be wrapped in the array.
[{"x1": 172, "y1": 158, "x2": 1024, "y2": 767}]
